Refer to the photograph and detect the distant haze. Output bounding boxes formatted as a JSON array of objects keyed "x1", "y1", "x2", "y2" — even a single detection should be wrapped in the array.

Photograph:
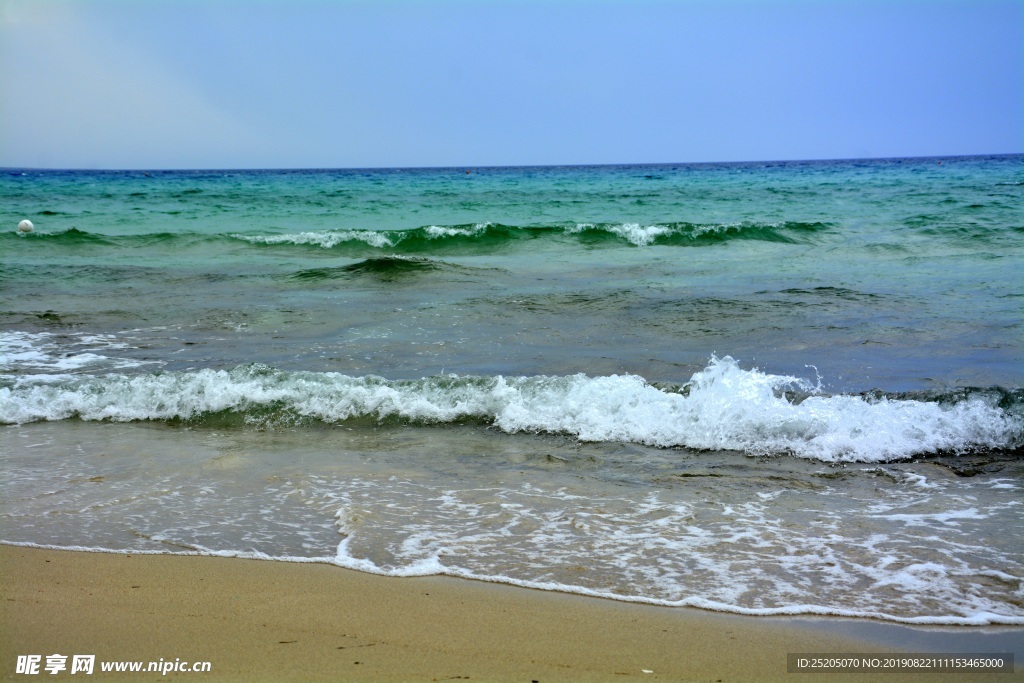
[{"x1": 1, "y1": 0, "x2": 1021, "y2": 170}]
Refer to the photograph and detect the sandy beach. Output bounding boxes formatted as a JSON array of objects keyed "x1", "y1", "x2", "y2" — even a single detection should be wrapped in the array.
[{"x1": 1, "y1": 544, "x2": 1018, "y2": 682}]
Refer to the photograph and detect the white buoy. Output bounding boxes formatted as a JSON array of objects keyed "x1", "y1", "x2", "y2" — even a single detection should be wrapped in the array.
[{"x1": 17, "y1": 219, "x2": 34, "y2": 233}]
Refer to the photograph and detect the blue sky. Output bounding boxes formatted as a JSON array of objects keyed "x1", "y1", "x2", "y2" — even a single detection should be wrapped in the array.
[{"x1": 1, "y1": 0, "x2": 1020, "y2": 169}]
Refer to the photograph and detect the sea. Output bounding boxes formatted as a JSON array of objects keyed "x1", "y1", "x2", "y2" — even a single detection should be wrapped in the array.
[{"x1": 2, "y1": 156, "x2": 1022, "y2": 626}]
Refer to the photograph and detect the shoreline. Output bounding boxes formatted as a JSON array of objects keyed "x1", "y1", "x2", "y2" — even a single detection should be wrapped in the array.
[{"x1": 2, "y1": 545, "x2": 1020, "y2": 681}]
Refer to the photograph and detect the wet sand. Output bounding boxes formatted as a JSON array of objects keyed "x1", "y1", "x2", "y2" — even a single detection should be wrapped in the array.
[{"x1": 1, "y1": 545, "x2": 1019, "y2": 681}]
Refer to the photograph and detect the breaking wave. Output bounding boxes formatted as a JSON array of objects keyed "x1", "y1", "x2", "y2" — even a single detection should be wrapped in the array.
[{"x1": 2, "y1": 357, "x2": 1019, "y2": 463}]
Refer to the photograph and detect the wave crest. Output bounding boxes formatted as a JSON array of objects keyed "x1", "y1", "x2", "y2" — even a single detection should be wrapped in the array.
[
  {"x1": 230, "y1": 220, "x2": 829, "y2": 252},
  {"x1": 2, "y1": 357, "x2": 1018, "y2": 462}
]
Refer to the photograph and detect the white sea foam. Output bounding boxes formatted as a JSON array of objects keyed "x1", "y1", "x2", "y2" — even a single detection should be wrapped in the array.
[
  {"x1": 867, "y1": 508, "x2": 989, "y2": 527},
  {"x1": 232, "y1": 230, "x2": 397, "y2": 249},
  {"x1": 4, "y1": 463, "x2": 1022, "y2": 626},
  {"x1": 566, "y1": 222, "x2": 671, "y2": 246},
  {"x1": 423, "y1": 222, "x2": 491, "y2": 238},
  {"x1": 607, "y1": 223, "x2": 672, "y2": 246},
  {"x1": 321, "y1": 477, "x2": 1024, "y2": 624},
  {"x1": 15, "y1": 536, "x2": 1013, "y2": 625},
  {"x1": 0, "y1": 331, "x2": 156, "y2": 375},
  {"x1": 565, "y1": 221, "x2": 785, "y2": 246},
  {"x1": 1, "y1": 357, "x2": 1019, "y2": 461}
]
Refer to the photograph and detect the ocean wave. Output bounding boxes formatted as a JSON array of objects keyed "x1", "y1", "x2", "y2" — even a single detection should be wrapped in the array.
[
  {"x1": 233, "y1": 220, "x2": 829, "y2": 251},
  {"x1": 233, "y1": 222, "x2": 535, "y2": 253},
  {"x1": 233, "y1": 229, "x2": 398, "y2": 249},
  {"x1": 567, "y1": 220, "x2": 826, "y2": 246},
  {"x1": 4, "y1": 220, "x2": 829, "y2": 252},
  {"x1": 285, "y1": 256, "x2": 496, "y2": 283},
  {"x1": 2, "y1": 226, "x2": 115, "y2": 245},
  {"x1": 0, "y1": 228, "x2": 224, "y2": 249},
  {"x1": 2, "y1": 357, "x2": 1019, "y2": 462}
]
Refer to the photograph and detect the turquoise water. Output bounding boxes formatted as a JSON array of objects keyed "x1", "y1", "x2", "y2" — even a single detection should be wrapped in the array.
[{"x1": 2, "y1": 156, "x2": 1022, "y2": 623}]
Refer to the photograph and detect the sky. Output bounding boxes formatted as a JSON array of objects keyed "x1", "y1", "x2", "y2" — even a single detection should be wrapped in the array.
[{"x1": 1, "y1": 0, "x2": 1021, "y2": 169}]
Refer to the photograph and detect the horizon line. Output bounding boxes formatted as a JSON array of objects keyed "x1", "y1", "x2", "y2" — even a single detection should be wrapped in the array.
[{"x1": 3, "y1": 152, "x2": 1022, "y2": 174}]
